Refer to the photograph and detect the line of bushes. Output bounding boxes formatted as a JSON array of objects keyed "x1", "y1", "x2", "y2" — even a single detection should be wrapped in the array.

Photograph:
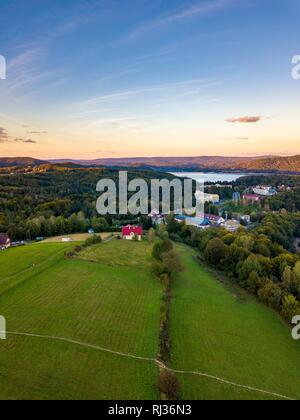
[
  {"x1": 150, "y1": 232, "x2": 183, "y2": 400},
  {"x1": 64, "y1": 234, "x2": 103, "y2": 258}
]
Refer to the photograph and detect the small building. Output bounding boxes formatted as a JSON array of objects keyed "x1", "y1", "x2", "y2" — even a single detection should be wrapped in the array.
[
  {"x1": 197, "y1": 213, "x2": 225, "y2": 226},
  {"x1": 175, "y1": 215, "x2": 211, "y2": 230},
  {"x1": 122, "y1": 225, "x2": 143, "y2": 241},
  {"x1": 0, "y1": 234, "x2": 11, "y2": 250},
  {"x1": 148, "y1": 210, "x2": 165, "y2": 225},
  {"x1": 253, "y1": 186, "x2": 277, "y2": 196},
  {"x1": 148, "y1": 209, "x2": 160, "y2": 217},
  {"x1": 243, "y1": 194, "x2": 261, "y2": 203},
  {"x1": 240, "y1": 214, "x2": 251, "y2": 224},
  {"x1": 215, "y1": 184, "x2": 233, "y2": 189},
  {"x1": 204, "y1": 193, "x2": 220, "y2": 204},
  {"x1": 221, "y1": 219, "x2": 241, "y2": 233},
  {"x1": 195, "y1": 191, "x2": 219, "y2": 204},
  {"x1": 62, "y1": 237, "x2": 72, "y2": 242}
]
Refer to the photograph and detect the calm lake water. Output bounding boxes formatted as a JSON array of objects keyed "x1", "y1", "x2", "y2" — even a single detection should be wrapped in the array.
[{"x1": 171, "y1": 172, "x2": 247, "y2": 183}]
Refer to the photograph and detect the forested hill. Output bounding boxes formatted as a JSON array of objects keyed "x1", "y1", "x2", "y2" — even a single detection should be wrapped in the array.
[
  {"x1": 0, "y1": 157, "x2": 47, "y2": 167},
  {"x1": 52, "y1": 154, "x2": 300, "y2": 173},
  {"x1": 235, "y1": 155, "x2": 300, "y2": 172},
  {"x1": 1, "y1": 155, "x2": 300, "y2": 173},
  {"x1": 0, "y1": 167, "x2": 175, "y2": 240}
]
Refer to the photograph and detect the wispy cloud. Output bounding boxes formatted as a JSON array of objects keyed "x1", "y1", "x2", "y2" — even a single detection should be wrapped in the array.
[
  {"x1": 0, "y1": 127, "x2": 9, "y2": 143},
  {"x1": 80, "y1": 78, "x2": 224, "y2": 106},
  {"x1": 0, "y1": 127, "x2": 37, "y2": 144},
  {"x1": 121, "y1": 0, "x2": 235, "y2": 42},
  {"x1": 89, "y1": 115, "x2": 149, "y2": 128},
  {"x1": 27, "y1": 131, "x2": 47, "y2": 135},
  {"x1": 226, "y1": 137, "x2": 249, "y2": 141},
  {"x1": 14, "y1": 138, "x2": 37, "y2": 144},
  {"x1": 226, "y1": 116, "x2": 262, "y2": 123}
]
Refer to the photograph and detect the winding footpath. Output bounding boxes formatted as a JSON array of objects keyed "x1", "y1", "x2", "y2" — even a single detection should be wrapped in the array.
[{"x1": 1, "y1": 330, "x2": 295, "y2": 401}]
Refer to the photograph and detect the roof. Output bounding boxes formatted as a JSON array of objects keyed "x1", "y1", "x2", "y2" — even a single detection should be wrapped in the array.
[
  {"x1": 122, "y1": 225, "x2": 143, "y2": 236},
  {"x1": 197, "y1": 213, "x2": 224, "y2": 223},
  {"x1": 0, "y1": 234, "x2": 10, "y2": 245},
  {"x1": 224, "y1": 219, "x2": 241, "y2": 226},
  {"x1": 175, "y1": 215, "x2": 213, "y2": 227},
  {"x1": 243, "y1": 194, "x2": 260, "y2": 199}
]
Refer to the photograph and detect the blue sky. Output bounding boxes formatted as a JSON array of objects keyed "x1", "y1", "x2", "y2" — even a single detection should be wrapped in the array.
[{"x1": 0, "y1": 0, "x2": 299, "y2": 158}]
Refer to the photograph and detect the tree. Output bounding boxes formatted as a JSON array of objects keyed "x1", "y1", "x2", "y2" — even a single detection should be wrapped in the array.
[
  {"x1": 161, "y1": 250, "x2": 184, "y2": 278},
  {"x1": 247, "y1": 271, "x2": 265, "y2": 295},
  {"x1": 158, "y1": 370, "x2": 180, "y2": 400},
  {"x1": 258, "y1": 281, "x2": 282, "y2": 310},
  {"x1": 282, "y1": 266, "x2": 293, "y2": 293},
  {"x1": 152, "y1": 239, "x2": 173, "y2": 261},
  {"x1": 205, "y1": 238, "x2": 227, "y2": 266},
  {"x1": 91, "y1": 216, "x2": 109, "y2": 232},
  {"x1": 148, "y1": 228, "x2": 155, "y2": 243},
  {"x1": 281, "y1": 295, "x2": 300, "y2": 323},
  {"x1": 166, "y1": 215, "x2": 181, "y2": 235},
  {"x1": 292, "y1": 262, "x2": 300, "y2": 300}
]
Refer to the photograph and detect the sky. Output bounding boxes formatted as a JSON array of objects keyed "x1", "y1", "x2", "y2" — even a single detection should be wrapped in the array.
[{"x1": 0, "y1": 0, "x2": 299, "y2": 159}]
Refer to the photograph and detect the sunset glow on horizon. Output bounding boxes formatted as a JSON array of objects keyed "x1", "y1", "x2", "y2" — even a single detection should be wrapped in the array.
[{"x1": 0, "y1": 0, "x2": 300, "y2": 159}]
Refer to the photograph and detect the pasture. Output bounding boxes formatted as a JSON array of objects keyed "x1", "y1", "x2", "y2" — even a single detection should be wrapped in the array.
[
  {"x1": 0, "y1": 239, "x2": 300, "y2": 400},
  {"x1": 170, "y1": 244, "x2": 300, "y2": 400},
  {"x1": 0, "y1": 240, "x2": 160, "y2": 400}
]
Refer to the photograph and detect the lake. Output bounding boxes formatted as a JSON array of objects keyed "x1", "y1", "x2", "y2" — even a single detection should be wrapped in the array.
[{"x1": 171, "y1": 172, "x2": 247, "y2": 183}]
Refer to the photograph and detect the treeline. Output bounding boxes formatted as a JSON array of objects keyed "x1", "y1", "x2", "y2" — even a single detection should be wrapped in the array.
[
  {"x1": 165, "y1": 212, "x2": 300, "y2": 324},
  {"x1": 236, "y1": 174, "x2": 300, "y2": 188},
  {"x1": 268, "y1": 188, "x2": 300, "y2": 212}
]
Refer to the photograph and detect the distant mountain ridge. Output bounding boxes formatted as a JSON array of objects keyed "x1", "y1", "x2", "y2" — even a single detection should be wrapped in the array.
[
  {"x1": 0, "y1": 155, "x2": 299, "y2": 173},
  {"x1": 50, "y1": 155, "x2": 300, "y2": 173},
  {"x1": 0, "y1": 157, "x2": 47, "y2": 167}
]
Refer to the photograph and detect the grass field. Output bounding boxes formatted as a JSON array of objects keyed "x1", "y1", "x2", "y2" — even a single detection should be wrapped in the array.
[
  {"x1": 171, "y1": 244, "x2": 300, "y2": 400},
  {"x1": 0, "y1": 239, "x2": 300, "y2": 400},
  {"x1": 0, "y1": 239, "x2": 161, "y2": 400}
]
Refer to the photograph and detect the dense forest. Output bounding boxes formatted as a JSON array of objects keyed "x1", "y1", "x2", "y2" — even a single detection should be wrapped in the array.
[{"x1": 0, "y1": 166, "x2": 175, "y2": 240}]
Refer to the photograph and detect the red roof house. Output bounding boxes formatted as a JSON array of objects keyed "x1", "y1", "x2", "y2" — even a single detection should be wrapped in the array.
[
  {"x1": 243, "y1": 194, "x2": 261, "y2": 202},
  {"x1": 122, "y1": 225, "x2": 143, "y2": 241}
]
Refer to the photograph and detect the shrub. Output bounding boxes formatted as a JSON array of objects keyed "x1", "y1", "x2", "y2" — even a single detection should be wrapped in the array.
[
  {"x1": 64, "y1": 251, "x2": 75, "y2": 258},
  {"x1": 205, "y1": 238, "x2": 227, "y2": 266},
  {"x1": 281, "y1": 295, "x2": 300, "y2": 323},
  {"x1": 158, "y1": 370, "x2": 180, "y2": 400},
  {"x1": 148, "y1": 228, "x2": 155, "y2": 243},
  {"x1": 152, "y1": 239, "x2": 173, "y2": 261},
  {"x1": 84, "y1": 234, "x2": 102, "y2": 247},
  {"x1": 258, "y1": 281, "x2": 283, "y2": 310},
  {"x1": 161, "y1": 250, "x2": 184, "y2": 278}
]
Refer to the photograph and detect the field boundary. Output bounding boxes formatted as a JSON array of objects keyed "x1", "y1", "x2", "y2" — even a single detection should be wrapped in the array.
[{"x1": 3, "y1": 330, "x2": 295, "y2": 401}]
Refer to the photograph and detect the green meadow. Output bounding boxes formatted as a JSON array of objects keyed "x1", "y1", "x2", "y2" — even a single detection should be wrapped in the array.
[
  {"x1": 0, "y1": 239, "x2": 299, "y2": 400},
  {"x1": 0, "y1": 240, "x2": 160, "y2": 400},
  {"x1": 171, "y1": 244, "x2": 300, "y2": 400}
]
